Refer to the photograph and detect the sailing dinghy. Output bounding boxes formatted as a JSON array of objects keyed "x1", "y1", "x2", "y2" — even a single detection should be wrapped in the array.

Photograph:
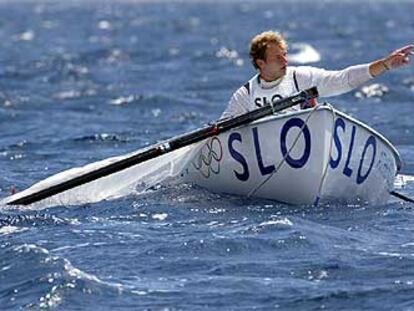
[
  {"x1": 4, "y1": 87, "x2": 404, "y2": 207},
  {"x1": 181, "y1": 104, "x2": 401, "y2": 205}
]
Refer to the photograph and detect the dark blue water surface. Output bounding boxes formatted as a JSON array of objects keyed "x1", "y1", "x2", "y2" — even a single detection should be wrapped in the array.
[{"x1": 1, "y1": 1, "x2": 414, "y2": 309}]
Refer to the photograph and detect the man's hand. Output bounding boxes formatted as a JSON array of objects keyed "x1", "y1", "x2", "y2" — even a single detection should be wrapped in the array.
[
  {"x1": 383, "y1": 45, "x2": 413, "y2": 70},
  {"x1": 369, "y1": 45, "x2": 413, "y2": 77}
]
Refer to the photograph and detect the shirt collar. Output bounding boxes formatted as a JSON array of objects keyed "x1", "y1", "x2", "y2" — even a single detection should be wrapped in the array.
[{"x1": 258, "y1": 75, "x2": 284, "y2": 89}]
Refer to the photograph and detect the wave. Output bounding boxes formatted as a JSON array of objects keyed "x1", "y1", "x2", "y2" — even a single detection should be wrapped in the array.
[
  {"x1": 288, "y1": 43, "x2": 321, "y2": 64},
  {"x1": 0, "y1": 213, "x2": 79, "y2": 227},
  {"x1": 394, "y1": 174, "x2": 414, "y2": 187},
  {"x1": 0, "y1": 225, "x2": 28, "y2": 236},
  {"x1": 0, "y1": 243, "x2": 140, "y2": 309},
  {"x1": 73, "y1": 133, "x2": 127, "y2": 143}
]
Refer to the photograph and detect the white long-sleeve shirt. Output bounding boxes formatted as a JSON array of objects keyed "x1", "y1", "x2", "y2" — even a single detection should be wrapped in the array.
[{"x1": 221, "y1": 64, "x2": 373, "y2": 119}]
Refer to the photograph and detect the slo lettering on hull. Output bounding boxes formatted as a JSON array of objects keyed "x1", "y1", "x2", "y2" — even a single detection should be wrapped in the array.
[
  {"x1": 228, "y1": 117, "x2": 311, "y2": 181},
  {"x1": 329, "y1": 117, "x2": 376, "y2": 184},
  {"x1": 227, "y1": 116, "x2": 377, "y2": 185}
]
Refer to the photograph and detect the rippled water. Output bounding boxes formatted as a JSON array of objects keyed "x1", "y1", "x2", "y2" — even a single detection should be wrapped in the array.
[{"x1": 1, "y1": 1, "x2": 414, "y2": 309}]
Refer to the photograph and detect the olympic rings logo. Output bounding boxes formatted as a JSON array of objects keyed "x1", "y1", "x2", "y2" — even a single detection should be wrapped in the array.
[{"x1": 192, "y1": 137, "x2": 223, "y2": 178}]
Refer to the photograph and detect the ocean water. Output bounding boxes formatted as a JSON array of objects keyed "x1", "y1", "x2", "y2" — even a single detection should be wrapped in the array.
[{"x1": 1, "y1": 0, "x2": 414, "y2": 309}]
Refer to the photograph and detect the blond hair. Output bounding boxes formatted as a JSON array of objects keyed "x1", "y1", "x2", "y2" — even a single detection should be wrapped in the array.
[{"x1": 249, "y1": 31, "x2": 287, "y2": 69}]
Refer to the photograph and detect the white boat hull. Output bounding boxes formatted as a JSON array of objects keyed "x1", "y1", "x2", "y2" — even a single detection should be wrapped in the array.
[{"x1": 181, "y1": 106, "x2": 401, "y2": 205}]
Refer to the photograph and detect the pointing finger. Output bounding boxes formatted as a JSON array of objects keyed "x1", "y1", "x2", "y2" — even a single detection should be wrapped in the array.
[{"x1": 399, "y1": 45, "x2": 414, "y2": 54}]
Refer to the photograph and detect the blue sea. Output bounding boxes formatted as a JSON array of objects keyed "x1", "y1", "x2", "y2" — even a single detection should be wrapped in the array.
[{"x1": 1, "y1": 0, "x2": 414, "y2": 309}]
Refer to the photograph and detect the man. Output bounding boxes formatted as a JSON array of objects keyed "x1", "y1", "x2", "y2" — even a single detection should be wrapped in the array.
[{"x1": 222, "y1": 31, "x2": 413, "y2": 118}]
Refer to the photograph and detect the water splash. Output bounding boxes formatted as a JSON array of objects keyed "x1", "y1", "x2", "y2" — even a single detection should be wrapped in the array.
[{"x1": 289, "y1": 43, "x2": 321, "y2": 64}]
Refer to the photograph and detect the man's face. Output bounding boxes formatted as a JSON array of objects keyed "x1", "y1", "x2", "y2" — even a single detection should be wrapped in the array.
[{"x1": 257, "y1": 42, "x2": 288, "y2": 80}]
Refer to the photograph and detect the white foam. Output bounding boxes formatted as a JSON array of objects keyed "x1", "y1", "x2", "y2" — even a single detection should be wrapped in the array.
[
  {"x1": 378, "y1": 251, "x2": 404, "y2": 258},
  {"x1": 51, "y1": 242, "x2": 91, "y2": 252},
  {"x1": 16, "y1": 30, "x2": 35, "y2": 41},
  {"x1": 289, "y1": 43, "x2": 321, "y2": 64},
  {"x1": 0, "y1": 225, "x2": 28, "y2": 236},
  {"x1": 13, "y1": 243, "x2": 49, "y2": 255},
  {"x1": 110, "y1": 95, "x2": 135, "y2": 105},
  {"x1": 259, "y1": 218, "x2": 293, "y2": 227},
  {"x1": 395, "y1": 174, "x2": 414, "y2": 188},
  {"x1": 152, "y1": 213, "x2": 168, "y2": 221}
]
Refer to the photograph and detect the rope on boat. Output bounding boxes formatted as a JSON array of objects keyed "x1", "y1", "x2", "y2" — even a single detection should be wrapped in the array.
[
  {"x1": 247, "y1": 103, "x2": 337, "y2": 205},
  {"x1": 313, "y1": 103, "x2": 336, "y2": 205}
]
